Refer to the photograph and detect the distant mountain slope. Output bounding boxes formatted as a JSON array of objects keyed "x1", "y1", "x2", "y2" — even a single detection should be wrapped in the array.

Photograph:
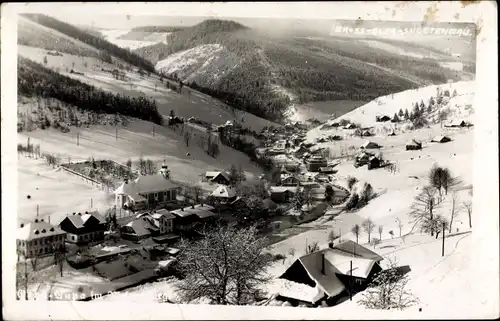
[
  {"x1": 20, "y1": 14, "x2": 155, "y2": 72},
  {"x1": 133, "y1": 19, "x2": 470, "y2": 123},
  {"x1": 307, "y1": 80, "x2": 475, "y2": 140},
  {"x1": 18, "y1": 56, "x2": 163, "y2": 125}
]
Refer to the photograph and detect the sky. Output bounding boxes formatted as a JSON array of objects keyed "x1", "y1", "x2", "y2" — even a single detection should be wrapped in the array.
[{"x1": 14, "y1": 2, "x2": 483, "y2": 30}]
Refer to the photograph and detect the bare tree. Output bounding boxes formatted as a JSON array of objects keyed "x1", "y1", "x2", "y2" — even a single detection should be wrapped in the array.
[
  {"x1": 396, "y1": 218, "x2": 403, "y2": 237},
  {"x1": 351, "y1": 224, "x2": 361, "y2": 244},
  {"x1": 305, "y1": 241, "x2": 320, "y2": 254},
  {"x1": 422, "y1": 214, "x2": 449, "y2": 239},
  {"x1": 288, "y1": 247, "x2": 296, "y2": 258},
  {"x1": 362, "y1": 218, "x2": 375, "y2": 243},
  {"x1": 358, "y1": 256, "x2": 419, "y2": 310},
  {"x1": 175, "y1": 225, "x2": 273, "y2": 305},
  {"x1": 145, "y1": 159, "x2": 157, "y2": 175},
  {"x1": 388, "y1": 230, "x2": 394, "y2": 239},
  {"x1": 449, "y1": 192, "x2": 463, "y2": 233},
  {"x1": 16, "y1": 251, "x2": 41, "y2": 300},
  {"x1": 378, "y1": 225, "x2": 384, "y2": 240},
  {"x1": 462, "y1": 200, "x2": 472, "y2": 228},
  {"x1": 184, "y1": 131, "x2": 192, "y2": 147},
  {"x1": 327, "y1": 230, "x2": 337, "y2": 244},
  {"x1": 138, "y1": 155, "x2": 146, "y2": 175},
  {"x1": 410, "y1": 186, "x2": 441, "y2": 236}
]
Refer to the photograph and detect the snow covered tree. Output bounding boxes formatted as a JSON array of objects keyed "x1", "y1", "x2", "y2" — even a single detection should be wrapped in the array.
[
  {"x1": 378, "y1": 225, "x2": 384, "y2": 240},
  {"x1": 175, "y1": 225, "x2": 273, "y2": 305},
  {"x1": 419, "y1": 99, "x2": 425, "y2": 109},
  {"x1": 358, "y1": 256, "x2": 419, "y2": 310},
  {"x1": 427, "y1": 104, "x2": 432, "y2": 113},
  {"x1": 452, "y1": 89, "x2": 457, "y2": 97},
  {"x1": 43, "y1": 56, "x2": 48, "y2": 65},
  {"x1": 398, "y1": 109, "x2": 404, "y2": 117},
  {"x1": 404, "y1": 108, "x2": 410, "y2": 120},
  {"x1": 392, "y1": 113, "x2": 399, "y2": 123}
]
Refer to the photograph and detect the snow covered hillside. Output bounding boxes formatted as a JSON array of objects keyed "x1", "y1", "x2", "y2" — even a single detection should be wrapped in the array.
[
  {"x1": 312, "y1": 80, "x2": 475, "y2": 134},
  {"x1": 155, "y1": 44, "x2": 240, "y2": 85}
]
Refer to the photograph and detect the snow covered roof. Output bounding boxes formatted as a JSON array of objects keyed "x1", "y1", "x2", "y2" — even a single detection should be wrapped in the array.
[
  {"x1": 275, "y1": 279, "x2": 325, "y2": 304},
  {"x1": 361, "y1": 141, "x2": 380, "y2": 149},
  {"x1": 431, "y1": 136, "x2": 451, "y2": 143},
  {"x1": 17, "y1": 220, "x2": 66, "y2": 241},
  {"x1": 115, "y1": 175, "x2": 179, "y2": 195},
  {"x1": 210, "y1": 185, "x2": 236, "y2": 198},
  {"x1": 332, "y1": 240, "x2": 384, "y2": 261},
  {"x1": 270, "y1": 186, "x2": 298, "y2": 194},
  {"x1": 152, "y1": 209, "x2": 176, "y2": 220}
]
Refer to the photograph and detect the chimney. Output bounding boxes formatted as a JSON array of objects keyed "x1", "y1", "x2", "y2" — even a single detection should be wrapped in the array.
[
  {"x1": 48, "y1": 216, "x2": 50, "y2": 224},
  {"x1": 321, "y1": 253, "x2": 325, "y2": 275},
  {"x1": 40, "y1": 218, "x2": 44, "y2": 222},
  {"x1": 20, "y1": 223, "x2": 24, "y2": 228},
  {"x1": 191, "y1": 204, "x2": 195, "y2": 209}
]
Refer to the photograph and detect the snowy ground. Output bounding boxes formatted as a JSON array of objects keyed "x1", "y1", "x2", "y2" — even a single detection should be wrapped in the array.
[{"x1": 17, "y1": 156, "x2": 113, "y2": 225}]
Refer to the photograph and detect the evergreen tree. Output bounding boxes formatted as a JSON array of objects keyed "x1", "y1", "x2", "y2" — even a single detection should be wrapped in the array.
[
  {"x1": 392, "y1": 113, "x2": 399, "y2": 122},
  {"x1": 404, "y1": 108, "x2": 410, "y2": 120},
  {"x1": 398, "y1": 109, "x2": 404, "y2": 117}
]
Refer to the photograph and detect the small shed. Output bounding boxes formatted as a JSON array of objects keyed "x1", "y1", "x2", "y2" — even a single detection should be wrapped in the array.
[
  {"x1": 406, "y1": 139, "x2": 422, "y2": 151},
  {"x1": 431, "y1": 136, "x2": 452, "y2": 143},
  {"x1": 376, "y1": 115, "x2": 391, "y2": 122},
  {"x1": 360, "y1": 141, "x2": 380, "y2": 149}
]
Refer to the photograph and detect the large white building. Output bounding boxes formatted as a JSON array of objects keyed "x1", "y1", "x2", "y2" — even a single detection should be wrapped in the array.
[{"x1": 17, "y1": 219, "x2": 66, "y2": 258}]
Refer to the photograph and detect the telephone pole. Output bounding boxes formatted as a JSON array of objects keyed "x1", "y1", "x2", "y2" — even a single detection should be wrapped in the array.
[
  {"x1": 441, "y1": 222, "x2": 445, "y2": 257},
  {"x1": 349, "y1": 260, "x2": 353, "y2": 301}
]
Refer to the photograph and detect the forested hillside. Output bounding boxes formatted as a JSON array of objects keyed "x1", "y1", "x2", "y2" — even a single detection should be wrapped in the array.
[
  {"x1": 20, "y1": 14, "x2": 155, "y2": 73},
  {"x1": 18, "y1": 56, "x2": 163, "y2": 125}
]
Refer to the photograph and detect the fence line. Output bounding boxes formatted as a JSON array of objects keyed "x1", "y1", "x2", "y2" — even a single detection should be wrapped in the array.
[{"x1": 59, "y1": 165, "x2": 112, "y2": 193}]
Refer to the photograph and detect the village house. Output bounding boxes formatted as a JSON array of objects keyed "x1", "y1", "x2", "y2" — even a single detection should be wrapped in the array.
[
  {"x1": 319, "y1": 167, "x2": 337, "y2": 175},
  {"x1": 406, "y1": 139, "x2": 423, "y2": 151},
  {"x1": 367, "y1": 156, "x2": 381, "y2": 170},
  {"x1": 120, "y1": 209, "x2": 179, "y2": 242},
  {"x1": 305, "y1": 155, "x2": 328, "y2": 172},
  {"x1": 17, "y1": 218, "x2": 66, "y2": 258},
  {"x1": 170, "y1": 204, "x2": 217, "y2": 234},
  {"x1": 376, "y1": 115, "x2": 391, "y2": 122},
  {"x1": 360, "y1": 140, "x2": 380, "y2": 150},
  {"x1": 277, "y1": 240, "x2": 384, "y2": 306},
  {"x1": 431, "y1": 135, "x2": 452, "y2": 143},
  {"x1": 354, "y1": 151, "x2": 375, "y2": 168},
  {"x1": 445, "y1": 119, "x2": 469, "y2": 128},
  {"x1": 344, "y1": 123, "x2": 356, "y2": 130},
  {"x1": 59, "y1": 211, "x2": 106, "y2": 245},
  {"x1": 281, "y1": 174, "x2": 301, "y2": 187},
  {"x1": 114, "y1": 174, "x2": 180, "y2": 211},
  {"x1": 209, "y1": 185, "x2": 237, "y2": 204},
  {"x1": 204, "y1": 171, "x2": 231, "y2": 185},
  {"x1": 270, "y1": 186, "x2": 298, "y2": 203}
]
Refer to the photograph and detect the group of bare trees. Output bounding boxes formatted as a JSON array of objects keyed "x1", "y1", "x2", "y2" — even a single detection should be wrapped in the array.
[
  {"x1": 351, "y1": 218, "x2": 381, "y2": 245},
  {"x1": 138, "y1": 156, "x2": 158, "y2": 176},
  {"x1": 410, "y1": 164, "x2": 471, "y2": 239}
]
